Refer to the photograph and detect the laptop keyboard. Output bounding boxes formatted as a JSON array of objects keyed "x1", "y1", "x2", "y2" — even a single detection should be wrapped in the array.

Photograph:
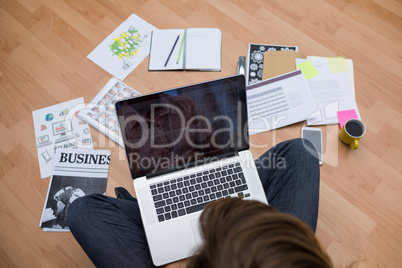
[{"x1": 150, "y1": 162, "x2": 250, "y2": 222}]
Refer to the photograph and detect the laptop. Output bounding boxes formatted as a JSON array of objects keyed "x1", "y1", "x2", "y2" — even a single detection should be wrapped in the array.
[
  {"x1": 115, "y1": 75, "x2": 268, "y2": 266},
  {"x1": 37, "y1": 135, "x2": 52, "y2": 148}
]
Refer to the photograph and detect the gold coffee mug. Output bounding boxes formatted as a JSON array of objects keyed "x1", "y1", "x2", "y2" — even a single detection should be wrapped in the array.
[{"x1": 340, "y1": 119, "x2": 366, "y2": 149}]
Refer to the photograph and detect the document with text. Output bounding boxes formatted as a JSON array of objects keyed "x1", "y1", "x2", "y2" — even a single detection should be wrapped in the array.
[
  {"x1": 247, "y1": 70, "x2": 316, "y2": 134},
  {"x1": 302, "y1": 56, "x2": 361, "y2": 125}
]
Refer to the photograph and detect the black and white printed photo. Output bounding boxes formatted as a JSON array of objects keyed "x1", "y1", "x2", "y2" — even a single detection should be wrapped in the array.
[{"x1": 41, "y1": 175, "x2": 107, "y2": 231}]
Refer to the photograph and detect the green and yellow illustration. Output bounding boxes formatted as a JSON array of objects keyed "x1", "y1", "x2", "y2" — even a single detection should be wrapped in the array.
[{"x1": 109, "y1": 26, "x2": 144, "y2": 70}]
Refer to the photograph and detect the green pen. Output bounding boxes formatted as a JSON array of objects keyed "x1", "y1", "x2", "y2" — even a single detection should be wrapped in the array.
[{"x1": 176, "y1": 33, "x2": 185, "y2": 64}]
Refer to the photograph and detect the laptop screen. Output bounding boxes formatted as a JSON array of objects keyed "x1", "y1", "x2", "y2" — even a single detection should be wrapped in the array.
[
  {"x1": 115, "y1": 75, "x2": 248, "y2": 179},
  {"x1": 38, "y1": 135, "x2": 49, "y2": 143}
]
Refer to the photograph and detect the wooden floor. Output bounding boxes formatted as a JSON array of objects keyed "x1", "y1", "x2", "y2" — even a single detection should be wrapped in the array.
[{"x1": 1, "y1": 0, "x2": 401, "y2": 267}]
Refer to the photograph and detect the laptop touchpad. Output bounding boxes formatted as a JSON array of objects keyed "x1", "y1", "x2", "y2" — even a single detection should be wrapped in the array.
[{"x1": 190, "y1": 219, "x2": 203, "y2": 246}]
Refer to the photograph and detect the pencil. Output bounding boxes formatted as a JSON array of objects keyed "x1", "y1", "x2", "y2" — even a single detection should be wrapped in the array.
[
  {"x1": 176, "y1": 33, "x2": 185, "y2": 64},
  {"x1": 164, "y1": 34, "x2": 180, "y2": 67}
]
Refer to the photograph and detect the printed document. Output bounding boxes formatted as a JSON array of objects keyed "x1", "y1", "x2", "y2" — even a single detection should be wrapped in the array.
[
  {"x1": 247, "y1": 70, "x2": 316, "y2": 134},
  {"x1": 301, "y1": 56, "x2": 361, "y2": 125}
]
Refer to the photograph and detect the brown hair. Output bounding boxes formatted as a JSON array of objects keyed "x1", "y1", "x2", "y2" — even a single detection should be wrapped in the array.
[{"x1": 187, "y1": 198, "x2": 332, "y2": 268}]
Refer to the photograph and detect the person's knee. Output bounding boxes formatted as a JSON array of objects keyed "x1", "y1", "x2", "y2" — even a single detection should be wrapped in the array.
[
  {"x1": 287, "y1": 139, "x2": 320, "y2": 191},
  {"x1": 68, "y1": 194, "x2": 104, "y2": 230},
  {"x1": 68, "y1": 195, "x2": 88, "y2": 229},
  {"x1": 286, "y1": 138, "x2": 308, "y2": 149},
  {"x1": 289, "y1": 138, "x2": 319, "y2": 165}
]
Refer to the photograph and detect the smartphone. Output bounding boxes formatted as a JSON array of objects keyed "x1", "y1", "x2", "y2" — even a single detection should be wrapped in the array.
[{"x1": 301, "y1": 127, "x2": 323, "y2": 165}]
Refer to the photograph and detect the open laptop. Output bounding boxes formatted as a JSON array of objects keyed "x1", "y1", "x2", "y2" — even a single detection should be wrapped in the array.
[{"x1": 115, "y1": 75, "x2": 268, "y2": 266}]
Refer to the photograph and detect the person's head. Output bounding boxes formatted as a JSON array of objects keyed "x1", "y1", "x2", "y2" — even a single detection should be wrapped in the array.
[{"x1": 188, "y1": 198, "x2": 332, "y2": 268}]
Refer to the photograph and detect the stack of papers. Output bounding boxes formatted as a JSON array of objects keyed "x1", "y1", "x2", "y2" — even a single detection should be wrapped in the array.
[
  {"x1": 297, "y1": 56, "x2": 361, "y2": 125},
  {"x1": 246, "y1": 43, "x2": 361, "y2": 133}
]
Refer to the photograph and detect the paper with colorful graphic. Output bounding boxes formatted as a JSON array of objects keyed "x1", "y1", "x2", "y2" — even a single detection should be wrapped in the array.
[
  {"x1": 87, "y1": 14, "x2": 157, "y2": 80},
  {"x1": 33, "y1": 98, "x2": 93, "y2": 179}
]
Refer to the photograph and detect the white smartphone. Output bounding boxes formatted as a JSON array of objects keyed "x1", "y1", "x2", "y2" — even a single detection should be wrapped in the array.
[{"x1": 301, "y1": 127, "x2": 323, "y2": 165}]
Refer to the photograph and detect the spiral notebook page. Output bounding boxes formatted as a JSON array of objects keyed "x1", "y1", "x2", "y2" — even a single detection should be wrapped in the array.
[
  {"x1": 148, "y1": 28, "x2": 221, "y2": 71},
  {"x1": 184, "y1": 28, "x2": 221, "y2": 71},
  {"x1": 148, "y1": 29, "x2": 185, "y2": 70}
]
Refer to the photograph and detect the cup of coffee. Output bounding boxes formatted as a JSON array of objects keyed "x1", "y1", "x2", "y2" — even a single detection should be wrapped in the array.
[{"x1": 340, "y1": 119, "x2": 366, "y2": 149}]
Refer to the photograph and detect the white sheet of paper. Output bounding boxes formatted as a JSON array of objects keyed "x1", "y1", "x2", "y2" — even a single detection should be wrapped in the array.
[
  {"x1": 305, "y1": 57, "x2": 361, "y2": 125},
  {"x1": 87, "y1": 14, "x2": 157, "y2": 80},
  {"x1": 247, "y1": 70, "x2": 317, "y2": 134},
  {"x1": 185, "y1": 28, "x2": 222, "y2": 71},
  {"x1": 33, "y1": 98, "x2": 93, "y2": 179},
  {"x1": 296, "y1": 58, "x2": 307, "y2": 65}
]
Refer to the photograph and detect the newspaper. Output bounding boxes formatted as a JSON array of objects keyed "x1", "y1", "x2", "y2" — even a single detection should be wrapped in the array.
[
  {"x1": 78, "y1": 78, "x2": 141, "y2": 147},
  {"x1": 39, "y1": 148, "x2": 111, "y2": 232}
]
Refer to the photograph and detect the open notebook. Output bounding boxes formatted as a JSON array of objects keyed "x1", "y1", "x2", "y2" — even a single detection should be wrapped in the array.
[{"x1": 148, "y1": 28, "x2": 221, "y2": 71}]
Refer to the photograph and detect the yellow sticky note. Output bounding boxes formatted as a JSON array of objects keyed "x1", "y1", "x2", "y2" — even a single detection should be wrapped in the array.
[
  {"x1": 296, "y1": 60, "x2": 319, "y2": 80},
  {"x1": 327, "y1": 57, "x2": 349, "y2": 73}
]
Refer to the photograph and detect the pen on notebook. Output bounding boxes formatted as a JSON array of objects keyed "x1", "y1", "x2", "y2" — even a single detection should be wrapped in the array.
[
  {"x1": 164, "y1": 34, "x2": 180, "y2": 67},
  {"x1": 176, "y1": 33, "x2": 185, "y2": 64}
]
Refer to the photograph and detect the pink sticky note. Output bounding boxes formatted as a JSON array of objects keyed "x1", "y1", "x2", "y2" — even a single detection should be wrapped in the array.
[{"x1": 337, "y1": 109, "x2": 358, "y2": 128}]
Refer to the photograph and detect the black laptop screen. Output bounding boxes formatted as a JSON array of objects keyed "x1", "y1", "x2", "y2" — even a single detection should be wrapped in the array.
[{"x1": 115, "y1": 75, "x2": 249, "y2": 179}]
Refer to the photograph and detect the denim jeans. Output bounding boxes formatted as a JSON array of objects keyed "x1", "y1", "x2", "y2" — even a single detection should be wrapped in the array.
[{"x1": 68, "y1": 138, "x2": 320, "y2": 267}]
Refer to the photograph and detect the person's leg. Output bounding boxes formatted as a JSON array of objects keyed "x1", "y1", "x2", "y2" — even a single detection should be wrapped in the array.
[
  {"x1": 255, "y1": 138, "x2": 320, "y2": 232},
  {"x1": 68, "y1": 194, "x2": 156, "y2": 268}
]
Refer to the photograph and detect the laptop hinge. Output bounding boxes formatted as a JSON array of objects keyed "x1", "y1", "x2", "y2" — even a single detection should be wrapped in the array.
[{"x1": 146, "y1": 151, "x2": 239, "y2": 179}]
